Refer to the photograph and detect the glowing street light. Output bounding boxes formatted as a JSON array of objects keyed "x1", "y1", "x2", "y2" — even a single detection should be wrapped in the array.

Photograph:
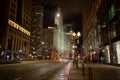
[
  {"x1": 77, "y1": 32, "x2": 81, "y2": 37},
  {"x1": 71, "y1": 31, "x2": 81, "y2": 49},
  {"x1": 72, "y1": 32, "x2": 76, "y2": 37},
  {"x1": 72, "y1": 32, "x2": 81, "y2": 38}
]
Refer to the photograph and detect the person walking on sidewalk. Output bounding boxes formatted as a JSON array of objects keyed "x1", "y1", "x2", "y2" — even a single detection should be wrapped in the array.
[{"x1": 73, "y1": 54, "x2": 78, "y2": 68}]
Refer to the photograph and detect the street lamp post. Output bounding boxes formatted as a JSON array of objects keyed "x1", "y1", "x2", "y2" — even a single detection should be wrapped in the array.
[
  {"x1": 71, "y1": 31, "x2": 81, "y2": 67},
  {"x1": 73, "y1": 32, "x2": 81, "y2": 52},
  {"x1": 70, "y1": 31, "x2": 81, "y2": 54}
]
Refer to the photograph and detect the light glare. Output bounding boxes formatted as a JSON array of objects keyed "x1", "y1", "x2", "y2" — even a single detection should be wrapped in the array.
[{"x1": 57, "y1": 13, "x2": 60, "y2": 17}]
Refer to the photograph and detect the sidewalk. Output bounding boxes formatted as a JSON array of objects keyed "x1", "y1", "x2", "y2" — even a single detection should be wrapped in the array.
[
  {"x1": 68, "y1": 61, "x2": 120, "y2": 80},
  {"x1": 68, "y1": 61, "x2": 88, "y2": 80}
]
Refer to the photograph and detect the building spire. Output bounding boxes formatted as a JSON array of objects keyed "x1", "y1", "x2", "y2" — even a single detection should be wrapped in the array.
[
  {"x1": 57, "y1": 7, "x2": 61, "y2": 12},
  {"x1": 55, "y1": 6, "x2": 63, "y2": 26}
]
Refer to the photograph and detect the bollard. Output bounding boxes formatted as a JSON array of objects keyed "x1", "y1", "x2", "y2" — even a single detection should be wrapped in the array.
[
  {"x1": 82, "y1": 63, "x2": 85, "y2": 76},
  {"x1": 88, "y1": 67, "x2": 92, "y2": 80}
]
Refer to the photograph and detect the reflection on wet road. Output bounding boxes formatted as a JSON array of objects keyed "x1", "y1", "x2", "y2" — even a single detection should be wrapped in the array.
[{"x1": 0, "y1": 60, "x2": 71, "y2": 80}]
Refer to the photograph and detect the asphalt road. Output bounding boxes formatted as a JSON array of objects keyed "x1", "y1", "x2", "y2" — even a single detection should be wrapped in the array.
[{"x1": 0, "y1": 60, "x2": 71, "y2": 80}]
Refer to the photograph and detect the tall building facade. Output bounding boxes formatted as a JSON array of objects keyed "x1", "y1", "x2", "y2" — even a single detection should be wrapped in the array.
[
  {"x1": 43, "y1": 27, "x2": 54, "y2": 59},
  {"x1": 97, "y1": 0, "x2": 120, "y2": 64},
  {"x1": 53, "y1": 7, "x2": 70, "y2": 59},
  {"x1": 54, "y1": 7, "x2": 64, "y2": 54},
  {"x1": 82, "y1": 0, "x2": 103, "y2": 62},
  {"x1": 82, "y1": 0, "x2": 120, "y2": 64},
  {"x1": 30, "y1": 4, "x2": 44, "y2": 58},
  {"x1": 0, "y1": 0, "x2": 32, "y2": 60}
]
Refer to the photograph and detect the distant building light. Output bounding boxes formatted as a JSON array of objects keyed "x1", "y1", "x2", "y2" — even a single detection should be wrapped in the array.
[
  {"x1": 36, "y1": 12, "x2": 40, "y2": 15},
  {"x1": 33, "y1": 51, "x2": 36, "y2": 54},
  {"x1": 93, "y1": 51, "x2": 96, "y2": 54},
  {"x1": 42, "y1": 42, "x2": 44, "y2": 45},
  {"x1": 73, "y1": 45, "x2": 77, "y2": 49},
  {"x1": 19, "y1": 50, "x2": 22, "y2": 52},
  {"x1": 6, "y1": 55, "x2": 10, "y2": 59},
  {"x1": 33, "y1": 47, "x2": 35, "y2": 50},
  {"x1": 1, "y1": 51, "x2": 4, "y2": 55},
  {"x1": 57, "y1": 13, "x2": 60, "y2": 17},
  {"x1": 48, "y1": 27, "x2": 54, "y2": 29},
  {"x1": 102, "y1": 25, "x2": 106, "y2": 27},
  {"x1": 66, "y1": 32, "x2": 71, "y2": 35},
  {"x1": 102, "y1": 50, "x2": 105, "y2": 52}
]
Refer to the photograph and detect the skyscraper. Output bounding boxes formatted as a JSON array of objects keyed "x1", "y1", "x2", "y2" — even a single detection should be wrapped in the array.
[
  {"x1": 0, "y1": 0, "x2": 32, "y2": 60},
  {"x1": 30, "y1": 4, "x2": 44, "y2": 58},
  {"x1": 53, "y1": 7, "x2": 69, "y2": 59},
  {"x1": 43, "y1": 27, "x2": 54, "y2": 59}
]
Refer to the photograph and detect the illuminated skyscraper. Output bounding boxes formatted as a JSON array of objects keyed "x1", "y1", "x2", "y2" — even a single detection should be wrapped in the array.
[
  {"x1": 53, "y1": 7, "x2": 69, "y2": 59},
  {"x1": 30, "y1": 4, "x2": 44, "y2": 58}
]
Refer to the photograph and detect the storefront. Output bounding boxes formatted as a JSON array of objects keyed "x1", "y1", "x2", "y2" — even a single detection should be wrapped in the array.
[
  {"x1": 116, "y1": 43, "x2": 120, "y2": 64},
  {"x1": 113, "y1": 41, "x2": 120, "y2": 64},
  {"x1": 104, "y1": 46, "x2": 111, "y2": 63},
  {"x1": 111, "y1": 43, "x2": 118, "y2": 64}
]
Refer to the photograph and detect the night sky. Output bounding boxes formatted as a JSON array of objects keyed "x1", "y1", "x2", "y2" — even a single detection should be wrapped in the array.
[{"x1": 32, "y1": 0, "x2": 82, "y2": 32}]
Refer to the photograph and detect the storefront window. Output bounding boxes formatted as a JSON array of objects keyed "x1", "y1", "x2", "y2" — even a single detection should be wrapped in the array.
[
  {"x1": 105, "y1": 46, "x2": 110, "y2": 63},
  {"x1": 112, "y1": 44, "x2": 117, "y2": 64},
  {"x1": 116, "y1": 43, "x2": 120, "y2": 64}
]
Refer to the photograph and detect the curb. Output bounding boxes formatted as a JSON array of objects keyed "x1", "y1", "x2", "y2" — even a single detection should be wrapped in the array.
[{"x1": 67, "y1": 61, "x2": 73, "y2": 80}]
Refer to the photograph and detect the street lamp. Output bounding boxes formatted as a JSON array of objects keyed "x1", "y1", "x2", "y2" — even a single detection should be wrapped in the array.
[
  {"x1": 72, "y1": 32, "x2": 81, "y2": 44},
  {"x1": 71, "y1": 31, "x2": 81, "y2": 55},
  {"x1": 77, "y1": 32, "x2": 81, "y2": 37},
  {"x1": 73, "y1": 32, "x2": 76, "y2": 37},
  {"x1": 72, "y1": 32, "x2": 81, "y2": 37},
  {"x1": 71, "y1": 31, "x2": 81, "y2": 68}
]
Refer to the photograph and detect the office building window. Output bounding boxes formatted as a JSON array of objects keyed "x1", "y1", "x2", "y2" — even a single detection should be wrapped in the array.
[{"x1": 8, "y1": 36, "x2": 13, "y2": 50}]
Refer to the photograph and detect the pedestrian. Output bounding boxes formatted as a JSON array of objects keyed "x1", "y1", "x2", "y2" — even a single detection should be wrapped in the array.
[{"x1": 74, "y1": 54, "x2": 78, "y2": 68}]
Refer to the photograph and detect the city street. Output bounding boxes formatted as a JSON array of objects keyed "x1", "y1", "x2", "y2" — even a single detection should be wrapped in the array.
[
  {"x1": 0, "y1": 0, "x2": 120, "y2": 80},
  {"x1": 0, "y1": 60, "x2": 120, "y2": 80},
  {"x1": 0, "y1": 60, "x2": 70, "y2": 80}
]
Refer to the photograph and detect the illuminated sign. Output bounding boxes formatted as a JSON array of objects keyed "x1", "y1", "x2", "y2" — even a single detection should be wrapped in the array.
[
  {"x1": 8, "y1": 19, "x2": 30, "y2": 36},
  {"x1": 109, "y1": 4, "x2": 115, "y2": 21}
]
